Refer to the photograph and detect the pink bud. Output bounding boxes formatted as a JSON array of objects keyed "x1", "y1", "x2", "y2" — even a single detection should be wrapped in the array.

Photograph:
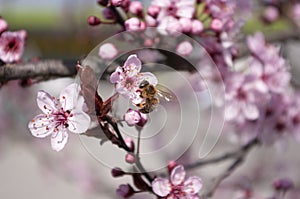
[
  {"x1": 125, "y1": 17, "x2": 144, "y2": 31},
  {"x1": 87, "y1": 16, "x2": 101, "y2": 26},
  {"x1": 97, "y1": 0, "x2": 108, "y2": 6},
  {"x1": 124, "y1": 137, "x2": 135, "y2": 152},
  {"x1": 125, "y1": 153, "x2": 136, "y2": 164},
  {"x1": 0, "y1": 18, "x2": 8, "y2": 34},
  {"x1": 147, "y1": 5, "x2": 161, "y2": 18},
  {"x1": 263, "y1": 6, "x2": 279, "y2": 23},
  {"x1": 168, "y1": 161, "x2": 177, "y2": 173},
  {"x1": 116, "y1": 184, "x2": 135, "y2": 198},
  {"x1": 124, "y1": 109, "x2": 148, "y2": 127},
  {"x1": 121, "y1": 0, "x2": 130, "y2": 9},
  {"x1": 176, "y1": 41, "x2": 193, "y2": 56},
  {"x1": 103, "y1": 8, "x2": 115, "y2": 20},
  {"x1": 144, "y1": 38, "x2": 153, "y2": 47},
  {"x1": 111, "y1": 167, "x2": 125, "y2": 177},
  {"x1": 145, "y1": 15, "x2": 157, "y2": 27},
  {"x1": 111, "y1": 0, "x2": 123, "y2": 7},
  {"x1": 179, "y1": 18, "x2": 192, "y2": 33},
  {"x1": 191, "y1": 20, "x2": 204, "y2": 34},
  {"x1": 210, "y1": 19, "x2": 223, "y2": 32},
  {"x1": 98, "y1": 43, "x2": 118, "y2": 60},
  {"x1": 129, "y1": 1, "x2": 143, "y2": 16}
]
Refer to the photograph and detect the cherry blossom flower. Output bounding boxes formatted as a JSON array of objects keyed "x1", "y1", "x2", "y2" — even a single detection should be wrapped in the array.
[
  {"x1": 125, "y1": 17, "x2": 146, "y2": 31},
  {"x1": 110, "y1": 54, "x2": 158, "y2": 104},
  {"x1": 247, "y1": 33, "x2": 291, "y2": 94},
  {"x1": 98, "y1": 43, "x2": 118, "y2": 60},
  {"x1": 152, "y1": 165, "x2": 203, "y2": 199},
  {"x1": 147, "y1": 0, "x2": 196, "y2": 34},
  {"x1": 124, "y1": 109, "x2": 147, "y2": 127},
  {"x1": 28, "y1": 83, "x2": 91, "y2": 151},
  {"x1": 0, "y1": 30, "x2": 26, "y2": 63}
]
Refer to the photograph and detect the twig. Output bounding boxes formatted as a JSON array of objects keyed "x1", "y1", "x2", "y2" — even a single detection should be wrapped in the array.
[{"x1": 198, "y1": 139, "x2": 259, "y2": 199}]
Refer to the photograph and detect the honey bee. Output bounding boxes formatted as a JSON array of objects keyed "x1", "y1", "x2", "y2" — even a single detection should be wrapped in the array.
[{"x1": 136, "y1": 80, "x2": 174, "y2": 113}]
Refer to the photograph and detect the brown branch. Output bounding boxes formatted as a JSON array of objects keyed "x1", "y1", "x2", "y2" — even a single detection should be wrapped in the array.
[
  {"x1": 0, "y1": 59, "x2": 77, "y2": 84},
  {"x1": 197, "y1": 139, "x2": 259, "y2": 199}
]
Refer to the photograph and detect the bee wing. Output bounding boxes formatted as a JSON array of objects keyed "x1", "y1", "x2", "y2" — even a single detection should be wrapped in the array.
[{"x1": 156, "y1": 84, "x2": 178, "y2": 103}]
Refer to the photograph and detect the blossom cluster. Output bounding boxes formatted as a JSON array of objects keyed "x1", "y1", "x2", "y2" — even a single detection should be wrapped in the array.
[{"x1": 0, "y1": 17, "x2": 26, "y2": 63}]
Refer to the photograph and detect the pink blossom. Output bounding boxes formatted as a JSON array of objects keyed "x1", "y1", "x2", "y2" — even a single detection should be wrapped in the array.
[
  {"x1": 98, "y1": 43, "x2": 118, "y2": 60},
  {"x1": 225, "y1": 73, "x2": 267, "y2": 122},
  {"x1": 28, "y1": 83, "x2": 91, "y2": 151},
  {"x1": 124, "y1": 109, "x2": 147, "y2": 127},
  {"x1": 125, "y1": 17, "x2": 145, "y2": 31},
  {"x1": 0, "y1": 18, "x2": 8, "y2": 34},
  {"x1": 152, "y1": 165, "x2": 202, "y2": 199},
  {"x1": 0, "y1": 30, "x2": 26, "y2": 63},
  {"x1": 179, "y1": 18, "x2": 192, "y2": 33},
  {"x1": 110, "y1": 54, "x2": 158, "y2": 104},
  {"x1": 129, "y1": 1, "x2": 143, "y2": 16},
  {"x1": 191, "y1": 20, "x2": 204, "y2": 34},
  {"x1": 176, "y1": 41, "x2": 193, "y2": 56},
  {"x1": 210, "y1": 18, "x2": 223, "y2": 32},
  {"x1": 247, "y1": 33, "x2": 291, "y2": 93},
  {"x1": 148, "y1": 0, "x2": 196, "y2": 34}
]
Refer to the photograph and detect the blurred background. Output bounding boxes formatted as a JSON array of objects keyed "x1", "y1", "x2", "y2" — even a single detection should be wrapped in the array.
[{"x1": 1, "y1": 0, "x2": 300, "y2": 199}]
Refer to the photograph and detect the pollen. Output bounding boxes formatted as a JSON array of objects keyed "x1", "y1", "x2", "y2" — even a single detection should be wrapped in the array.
[
  {"x1": 44, "y1": 105, "x2": 47, "y2": 109},
  {"x1": 31, "y1": 119, "x2": 35, "y2": 122}
]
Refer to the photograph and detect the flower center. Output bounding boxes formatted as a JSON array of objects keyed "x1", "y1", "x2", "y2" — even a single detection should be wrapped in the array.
[
  {"x1": 53, "y1": 109, "x2": 73, "y2": 129},
  {"x1": 167, "y1": 3, "x2": 177, "y2": 16}
]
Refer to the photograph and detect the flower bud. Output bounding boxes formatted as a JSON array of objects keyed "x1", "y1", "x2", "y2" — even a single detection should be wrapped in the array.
[
  {"x1": 124, "y1": 109, "x2": 148, "y2": 127},
  {"x1": 145, "y1": 15, "x2": 157, "y2": 27},
  {"x1": 98, "y1": 43, "x2": 118, "y2": 60},
  {"x1": 111, "y1": 0, "x2": 123, "y2": 7},
  {"x1": 176, "y1": 41, "x2": 193, "y2": 56},
  {"x1": 210, "y1": 18, "x2": 223, "y2": 32},
  {"x1": 111, "y1": 167, "x2": 125, "y2": 177},
  {"x1": 124, "y1": 137, "x2": 135, "y2": 152},
  {"x1": 0, "y1": 18, "x2": 8, "y2": 34},
  {"x1": 129, "y1": 1, "x2": 143, "y2": 16},
  {"x1": 116, "y1": 184, "x2": 135, "y2": 198},
  {"x1": 273, "y1": 178, "x2": 294, "y2": 191},
  {"x1": 87, "y1": 16, "x2": 101, "y2": 26},
  {"x1": 168, "y1": 160, "x2": 177, "y2": 173},
  {"x1": 103, "y1": 8, "x2": 115, "y2": 20},
  {"x1": 262, "y1": 6, "x2": 279, "y2": 23},
  {"x1": 179, "y1": 18, "x2": 192, "y2": 33},
  {"x1": 125, "y1": 17, "x2": 143, "y2": 31},
  {"x1": 125, "y1": 153, "x2": 136, "y2": 164},
  {"x1": 147, "y1": 5, "x2": 160, "y2": 18},
  {"x1": 97, "y1": 0, "x2": 108, "y2": 6},
  {"x1": 191, "y1": 20, "x2": 204, "y2": 34}
]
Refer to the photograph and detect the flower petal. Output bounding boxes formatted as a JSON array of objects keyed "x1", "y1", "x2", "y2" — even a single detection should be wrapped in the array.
[
  {"x1": 37, "y1": 90, "x2": 57, "y2": 114},
  {"x1": 51, "y1": 127, "x2": 69, "y2": 152},
  {"x1": 59, "y1": 83, "x2": 80, "y2": 111},
  {"x1": 242, "y1": 103, "x2": 259, "y2": 120},
  {"x1": 170, "y1": 165, "x2": 186, "y2": 186},
  {"x1": 183, "y1": 176, "x2": 203, "y2": 195},
  {"x1": 152, "y1": 177, "x2": 171, "y2": 197},
  {"x1": 67, "y1": 110, "x2": 91, "y2": 133},
  {"x1": 28, "y1": 114, "x2": 54, "y2": 138},
  {"x1": 124, "y1": 54, "x2": 141, "y2": 76},
  {"x1": 225, "y1": 101, "x2": 239, "y2": 121},
  {"x1": 138, "y1": 72, "x2": 158, "y2": 86},
  {"x1": 110, "y1": 66, "x2": 124, "y2": 83}
]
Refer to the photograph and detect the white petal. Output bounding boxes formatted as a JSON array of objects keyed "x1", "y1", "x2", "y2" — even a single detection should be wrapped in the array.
[
  {"x1": 124, "y1": 54, "x2": 141, "y2": 76},
  {"x1": 225, "y1": 101, "x2": 239, "y2": 121},
  {"x1": 152, "y1": 177, "x2": 171, "y2": 197},
  {"x1": 37, "y1": 90, "x2": 57, "y2": 114},
  {"x1": 242, "y1": 103, "x2": 259, "y2": 120},
  {"x1": 170, "y1": 165, "x2": 186, "y2": 186},
  {"x1": 59, "y1": 83, "x2": 81, "y2": 111},
  {"x1": 51, "y1": 128, "x2": 69, "y2": 152},
  {"x1": 28, "y1": 114, "x2": 54, "y2": 138},
  {"x1": 183, "y1": 176, "x2": 203, "y2": 195},
  {"x1": 138, "y1": 72, "x2": 158, "y2": 86},
  {"x1": 67, "y1": 110, "x2": 91, "y2": 134}
]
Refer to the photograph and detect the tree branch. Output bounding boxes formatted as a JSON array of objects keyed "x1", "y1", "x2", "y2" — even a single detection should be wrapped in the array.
[
  {"x1": 197, "y1": 139, "x2": 259, "y2": 199},
  {"x1": 0, "y1": 59, "x2": 77, "y2": 84}
]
